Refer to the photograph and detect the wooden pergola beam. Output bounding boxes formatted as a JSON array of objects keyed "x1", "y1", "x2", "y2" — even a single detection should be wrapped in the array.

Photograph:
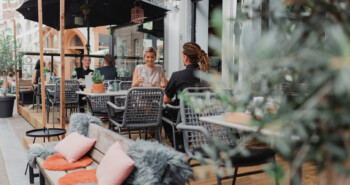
[
  {"x1": 60, "y1": 0, "x2": 66, "y2": 132},
  {"x1": 38, "y1": 0, "x2": 46, "y2": 127}
]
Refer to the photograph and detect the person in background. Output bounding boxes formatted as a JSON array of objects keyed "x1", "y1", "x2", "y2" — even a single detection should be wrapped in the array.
[
  {"x1": 162, "y1": 42, "x2": 211, "y2": 151},
  {"x1": 31, "y1": 60, "x2": 42, "y2": 85},
  {"x1": 76, "y1": 55, "x2": 93, "y2": 83},
  {"x1": 7, "y1": 71, "x2": 15, "y2": 93},
  {"x1": 97, "y1": 54, "x2": 117, "y2": 80},
  {"x1": 131, "y1": 47, "x2": 167, "y2": 88}
]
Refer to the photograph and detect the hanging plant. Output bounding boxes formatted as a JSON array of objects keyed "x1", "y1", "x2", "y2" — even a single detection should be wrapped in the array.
[{"x1": 80, "y1": 2, "x2": 90, "y2": 20}]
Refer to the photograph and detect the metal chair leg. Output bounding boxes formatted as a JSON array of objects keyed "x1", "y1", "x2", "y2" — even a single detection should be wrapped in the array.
[
  {"x1": 32, "y1": 93, "x2": 35, "y2": 110},
  {"x1": 158, "y1": 127, "x2": 162, "y2": 142},
  {"x1": 171, "y1": 124, "x2": 176, "y2": 149},
  {"x1": 28, "y1": 165, "x2": 34, "y2": 184},
  {"x1": 46, "y1": 104, "x2": 50, "y2": 123},
  {"x1": 232, "y1": 167, "x2": 238, "y2": 185},
  {"x1": 52, "y1": 103, "x2": 55, "y2": 128},
  {"x1": 217, "y1": 174, "x2": 222, "y2": 185}
]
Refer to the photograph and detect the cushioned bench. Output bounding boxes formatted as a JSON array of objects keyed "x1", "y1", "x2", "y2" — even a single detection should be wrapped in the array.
[{"x1": 30, "y1": 124, "x2": 132, "y2": 185}]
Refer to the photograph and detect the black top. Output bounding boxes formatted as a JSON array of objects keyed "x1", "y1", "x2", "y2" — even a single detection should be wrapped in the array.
[
  {"x1": 34, "y1": 69, "x2": 41, "y2": 84},
  {"x1": 165, "y1": 63, "x2": 205, "y2": 105},
  {"x1": 76, "y1": 67, "x2": 93, "y2": 79},
  {"x1": 97, "y1": 66, "x2": 118, "y2": 80}
]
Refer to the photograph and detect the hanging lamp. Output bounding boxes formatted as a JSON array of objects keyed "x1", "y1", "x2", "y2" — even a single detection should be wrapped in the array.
[{"x1": 131, "y1": 0, "x2": 144, "y2": 24}]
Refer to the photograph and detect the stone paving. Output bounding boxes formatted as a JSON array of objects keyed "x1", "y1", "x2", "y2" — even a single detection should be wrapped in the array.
[{"x1": 0, "y1": 101, "x2": 40, "y2": 185}]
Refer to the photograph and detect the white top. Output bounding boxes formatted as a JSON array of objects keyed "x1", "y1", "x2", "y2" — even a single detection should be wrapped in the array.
[{"x1": 136, "y1": 64, "x2": 163, "y2": 86}]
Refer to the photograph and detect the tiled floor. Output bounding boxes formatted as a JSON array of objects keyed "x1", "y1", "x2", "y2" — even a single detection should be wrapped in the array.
[{"x1": 0, "y1": 101, "x2": 40, "y2": 185}]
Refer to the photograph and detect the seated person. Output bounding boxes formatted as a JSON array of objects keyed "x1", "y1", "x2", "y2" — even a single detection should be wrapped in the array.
[
  {"x1": 76, "y1": 55, "x2": 93, "y2": 83},
  {"x1": 75, "y1": 55, "x2": 93, "y2": 112},
  {"x1": 32, "y1": 60, "x2": 41, "y2": 85},
  {"x1": 131, "y1": 47, "x2": 167, "y2": 88},
  {"x1": 97, "y1": 54, "x2": 117, "y2": 80},
  {"x1": 7, "y1": 71, "x2": 15, "y2": 93},
  {"x1": 163, "y1": 42, "x2": 210, "y2": 151}
]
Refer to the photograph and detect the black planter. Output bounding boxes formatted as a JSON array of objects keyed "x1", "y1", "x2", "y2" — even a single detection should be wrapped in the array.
[{"x1": 0, "y1": 96, "x2": 16, "y2": 118}]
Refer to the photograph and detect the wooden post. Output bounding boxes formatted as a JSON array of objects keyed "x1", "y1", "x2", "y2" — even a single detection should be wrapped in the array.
[
  {"x1": 13, "y1": 20, "x2": 19, "y2": 114},
  {"x1": 60, "y1": 0, "x2": 66, "y2": 131},
  {"x1": 38, "y1": 0, "x2": 47, "y2": 127}
]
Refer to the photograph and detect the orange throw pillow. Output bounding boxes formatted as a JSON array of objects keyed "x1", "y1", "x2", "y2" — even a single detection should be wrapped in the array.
[
  {"x1": 59, "y1": 169, "x2": 97, "y2": 185},
  {"x1": 43, "y1": 153, "x2": 93, "y2": 171}
]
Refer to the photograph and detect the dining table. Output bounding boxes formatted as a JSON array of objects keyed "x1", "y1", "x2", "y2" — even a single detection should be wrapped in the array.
[
  {"x1": 199, "y1": 113, "x2": 302, "y2": 185},
  {"x1": 75, "y1": 90, "x2": 128, "y2": 97}
]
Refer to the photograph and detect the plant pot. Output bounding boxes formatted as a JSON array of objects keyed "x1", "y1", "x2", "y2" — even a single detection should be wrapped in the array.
[
  {"x1": 0, "y1": 96, "x2": 15, "y2": 118},
  {"x1": 92, "y1": 83, "x2": 105, "y2": 93}
]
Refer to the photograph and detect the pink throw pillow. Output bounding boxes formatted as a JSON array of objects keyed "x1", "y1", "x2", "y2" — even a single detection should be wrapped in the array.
[
  {"x1": 54, "y1": 132, "x2": 96, "y2": 163},
  {"x1": 97, "y1": 142, "x2": 134, "y2": 185}
]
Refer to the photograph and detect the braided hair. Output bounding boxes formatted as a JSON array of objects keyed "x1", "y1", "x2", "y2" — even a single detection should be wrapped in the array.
[{"x1": 182, "y1": 42, "x2": 210, "y2": 72}]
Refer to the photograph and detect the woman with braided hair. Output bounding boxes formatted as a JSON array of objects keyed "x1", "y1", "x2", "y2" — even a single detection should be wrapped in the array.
[
  {"x1": 163, "y1": 42, "x2": 210, "y2": 104},
  {"x1": 163, "y1": 42, "x2": 210, "y2": 151}
]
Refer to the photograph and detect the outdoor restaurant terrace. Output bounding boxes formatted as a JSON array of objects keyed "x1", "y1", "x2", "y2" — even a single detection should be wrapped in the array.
[{"x1": 0, "y1": 0, "x2": 350, "y2": 185}]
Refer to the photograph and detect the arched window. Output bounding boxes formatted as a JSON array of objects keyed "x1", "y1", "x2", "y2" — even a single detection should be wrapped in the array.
[
  {"x1": 53, "y1": 35, "x2": 57, "y2": 48},
  {"x1": 70, "y1": 35, "x2": 83, "y2": 47}
]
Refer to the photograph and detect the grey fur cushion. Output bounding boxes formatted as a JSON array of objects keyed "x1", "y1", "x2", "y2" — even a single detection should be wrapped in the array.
[
  {"x1": 123, "y1": 140, "x2": 194, "y2": 185},
  {"x1": 27, "y1": 142, "x2": 58, "y2": 167},
  {"x1": 27, "y1": 113, "x2": 102, "y2": 167},
  {"x1": 68, "y1": 113, "x2": 102, "y2": 136}
]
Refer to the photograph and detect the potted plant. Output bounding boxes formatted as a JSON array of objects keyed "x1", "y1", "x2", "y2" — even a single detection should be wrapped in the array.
[
  {"x1": 0, "y1": 33, "x2": 22, "y2": 118},
  {"x1": 91, "y1": 69, "x2": 104, "y2": 93},
  {"x1": 188, "y1": 1, "x2": 350, "y2": 185},
  {"x1": 80, "y1": 2, "x2": 90, "y2": 20}
]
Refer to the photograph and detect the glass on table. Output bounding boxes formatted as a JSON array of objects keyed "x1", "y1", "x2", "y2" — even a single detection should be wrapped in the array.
[{"x1": 113, "y1": 82, "x2": 119, "y2": 92}]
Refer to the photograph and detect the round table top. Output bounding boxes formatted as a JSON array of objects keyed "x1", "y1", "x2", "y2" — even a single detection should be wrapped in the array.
[{"x1": 26, "y1": 128, "x2": 66, "y2": 137}]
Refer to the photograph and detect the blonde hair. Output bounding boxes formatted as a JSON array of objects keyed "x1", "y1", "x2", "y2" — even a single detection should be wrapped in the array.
[
  {"x1": 143, "y1": 47, "x2": 157, "y2": 57},
  {"x1": 183, "y1": 42, "x2": 210, "y2": 72}
]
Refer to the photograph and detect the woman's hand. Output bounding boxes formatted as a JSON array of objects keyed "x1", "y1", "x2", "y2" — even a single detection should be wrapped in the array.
[{"x1": 136, "y1": 76, "x2": 144, "y2": 86}]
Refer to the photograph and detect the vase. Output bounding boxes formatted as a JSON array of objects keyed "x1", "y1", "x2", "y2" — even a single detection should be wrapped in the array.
[{"x1": 92, "y1": 83, "x2": 105, "y2": 93}]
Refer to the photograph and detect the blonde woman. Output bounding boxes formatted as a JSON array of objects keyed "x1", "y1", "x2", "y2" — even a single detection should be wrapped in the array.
[{"x1": 131, "y1": 47, "x2": 167, "y2": 88}]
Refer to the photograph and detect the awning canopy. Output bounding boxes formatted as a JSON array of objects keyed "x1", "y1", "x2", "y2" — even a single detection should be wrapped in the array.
[{"x1": 17, "y1": 0, "x2": 169, "y2": 30}]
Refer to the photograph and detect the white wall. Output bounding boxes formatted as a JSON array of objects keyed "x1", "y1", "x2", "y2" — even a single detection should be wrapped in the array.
[
  {"x1": 221, "y1": 0, "x2": 236, "y2": 89},
  {"x1": 164, "y1": 0, "x2": 193, "y2": 78},
  {"x1": 164, "y1": 1, "x2": 181, "y2": 78},
  {"x1": 195, "y1": 0, "x2": 209, "y2": 53}
]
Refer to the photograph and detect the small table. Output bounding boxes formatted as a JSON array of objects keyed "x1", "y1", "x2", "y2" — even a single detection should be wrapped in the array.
[
  {"x1": 25, "y1": 127, "x2": 66, "y2": 183},
  {"x1": 26, "y1": 127, "x2": 66, "y2": 142}
]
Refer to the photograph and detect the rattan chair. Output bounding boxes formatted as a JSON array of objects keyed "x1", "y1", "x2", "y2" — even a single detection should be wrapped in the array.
[
  {"x1": 119, "y1": 81, "x2": 132, "y2": 90},
  {"x1": 84, "y1": 96, "x2": 111, "y2": 117},
  {"x1": 107, "y1": 87, "x2": 164, "y2": 142},
  {"x1": 83, "y1": 80, "x2": 122, "y2": 117},
  {"x1": 162, "y1": 87, "x2": 212, "y2": 150},
  {"x1": 46, "y1": 79, "x2": 79, "y2": 127},
  {"x1": 32, "y1": 77, "x2": 41, "y2": 112},
  {"x1": 32, "y1": 78, "x2": 56, "y2": 112},
  {"x1": 176, "y1": 92, "x2": 278, "y2": 185}
]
